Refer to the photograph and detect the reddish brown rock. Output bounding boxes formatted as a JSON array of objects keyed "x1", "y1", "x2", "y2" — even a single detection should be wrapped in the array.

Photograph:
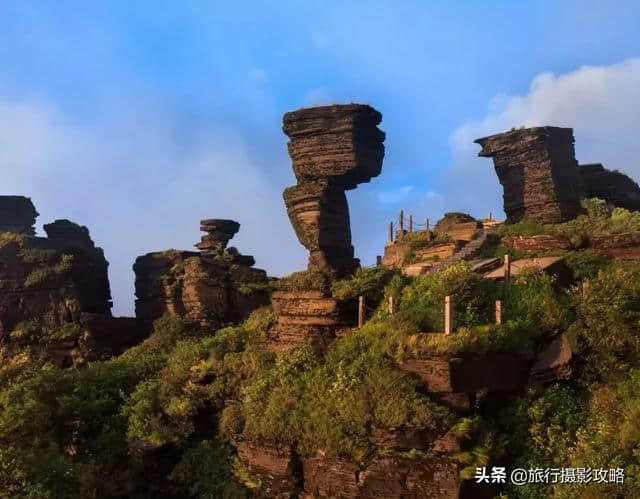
[
  {"x1": 302, "y1": 456, "x2": 360, "y2": 498},
  {"x1": 475, "y1": 127, "x2": 582, "y2": 224},
  {"x1": 268, "y1": 285, "x2": 353, "y2": 354},
  {"x1": 502, "y1": 234, "x2": 571, "y2": 252},
  {"x1": 433, "y1": 213, "x2": 477, "y2": 235},
  {"x1": 531, "y1": 333, "x2": 572, "y2": 382},
  {"x1": 134, "y1": 220, "x2": 270, "y2": 328},
  {"x1": 0, "y1": 196, "x2": 38, "y2": 235},
  {"x1": 0, "y1": 219, "x2": 112, "y2": 334},
  {"x1": 282, "y1": 104, "x2": 385, "y2": 276},
  {"x1": 579, "y1": 163, "x2": 640, "y2": 211},
  {"x1": 282, "y1": 104, "x2": 385, "y2": 189},
  {"x1": 195, "y1": 219, "x2": 240, "y2": 254},
  {"x1": 358, "y1": 455, "x2": 460, "y2": 498},
  {"x1": 398, "y1": 352, "x2": 530, "y2": 395},
  {"x1": 236, "y1": 441, "x2": 301, "y2": 497}
]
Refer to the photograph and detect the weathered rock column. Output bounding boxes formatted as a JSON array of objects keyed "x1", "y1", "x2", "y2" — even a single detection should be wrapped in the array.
[
  {"x1": 269, "y1": 104, "x2": 385, "y2": 353},
  {"x1": 134, "y1": 219, "x2": 269, "y2": 328},
  {"x1": 475, "y1": 127, "x2": 582, "y2": 224},
  {"x1": 282, "y1": 104, "x2": 385, "y2": 276}
]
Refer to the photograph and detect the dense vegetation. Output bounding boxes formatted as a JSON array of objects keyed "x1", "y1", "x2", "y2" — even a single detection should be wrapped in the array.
[{"x1": 2, "y1": 202, "x2": 640, "y2": 497}]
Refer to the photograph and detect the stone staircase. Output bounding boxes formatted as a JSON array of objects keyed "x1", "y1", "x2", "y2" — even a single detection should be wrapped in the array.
[{"x1": 424, "y1": 223, "x2": 501, "y2": 275}]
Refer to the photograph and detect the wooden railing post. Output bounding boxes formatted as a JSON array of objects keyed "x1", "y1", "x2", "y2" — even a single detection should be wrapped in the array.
[
  {"x1": 495, "y1": 300, "x2": 502, "y2": 325},
  {"x1": 399, "y1": 210, "x2": 404, "y2": 232},
  {"x1": 358, "y1": 296, "x2": 365, "y2": 328},
  {"x1": 425, "y1": 217, "x2": 430, "y2": 231},
  {"x1": 444, "y1": 295, "x2": 452, "y2": 335},
  {"x1": 388, "y1": 295, "x2": 394, "y2": 315},
  {"x1": 582, "y1": 280, "x2": 590, "y2": 300},
  {"x1": 409, "y1": 214, "x2": 413, "y2": 232},
  {"x1": 388, "y1": 221, "x2": 393, "y2": 243},
  {"x1": 503, "y1": 254, "x2": 511, "y2": 282},
  {"x1": 376, "y1": 255, "x2": 382, "y2": 266}
]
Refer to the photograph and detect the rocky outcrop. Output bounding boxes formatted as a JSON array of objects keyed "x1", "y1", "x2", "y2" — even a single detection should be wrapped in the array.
[
  {"x1": 282, "y1": 104, "x2": 385, "y2": 276},
  {"x1": 433, "y1": 213, "x2": 476, "y2": 235},
  {"x1": 398, "y1": 352, "x2": 530, "y2": 414},
  {"x1": 134, "y1": 219, "x2": 270, "y2": 328},
  {"x1": 531, "y1": 333, "x2": 572, "y2": 382},
  {"x1": 269, "y1": 105, "x2": 385, "y2": 353},
  {"x1": 579, "y1": 163, "x2": 640, "y2": 211},
  {"x1": 0, "y1": 196, "x2": 38, "y2": 234},
  {"x1": 0, "y1": 219, "x2": 112, "y2": 334},
  {"x1": 475, "y1": 127, "x2": 582, "y2": 224},
  {"x1": 502, "y1": 234, "x2": 571, "y2": 252}
]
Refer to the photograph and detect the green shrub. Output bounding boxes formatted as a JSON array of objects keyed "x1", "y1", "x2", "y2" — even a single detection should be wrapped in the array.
[
  {"x1": 275, "y1": 270, "x2": 333, "y2": 293},
  {"x1": 24, "y1": 254, "x2": 74, "y2": 288},
  {"x1": 331, "y1": 266, "x2": 396, "y2": 305},
  {"x1": 397, "y1": 262, "x2": 498, "y2": 332},
  {"x1": 572, "y1": 261, "x2": 640, "y2": 381}
]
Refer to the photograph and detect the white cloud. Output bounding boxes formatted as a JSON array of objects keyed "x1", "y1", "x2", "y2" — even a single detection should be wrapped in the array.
[
  {"x1": 445, "y1": 58, "x2": 640, "y2": 219},
  {"x1": 0, "y1": 95, "x2": 306, "y2": 316}
]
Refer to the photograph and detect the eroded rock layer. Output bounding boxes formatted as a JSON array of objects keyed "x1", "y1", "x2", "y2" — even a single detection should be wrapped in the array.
[
  {"x1": 475, "y1": 127, "x2": 582, "y2": 224},
  {"x1": 282, "y1": 104, "x2": 385, "y2": 276},
  {"x1": 134, "y1": 220, "x2": 270, "y2": 328},
  {"x1": 0, "y1": 220, "x2": 112, "y2": 334}
]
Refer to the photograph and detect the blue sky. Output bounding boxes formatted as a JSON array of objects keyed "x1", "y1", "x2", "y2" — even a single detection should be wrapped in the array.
[{"x1": 2, "y1": 1, "x2": 640, "y2": 315}]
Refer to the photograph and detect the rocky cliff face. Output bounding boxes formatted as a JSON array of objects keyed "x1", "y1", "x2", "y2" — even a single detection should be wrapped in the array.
[
  {"x1": 282, "y1": 104, "x2": 385, "y2": 277},
  {"x1": 0, "y1": 217, "x2": 112, "y2": 334},
  {"x1": 475, "y1": 127, "x2": 582, "y2": 224},
  {"x1": 133, "y1": 219, "x2": 270, "y2": 328},
  {"x1": 0, "y1": 199, "x2": 144, "y2": 365},
  {"x1": 579, "y1": 163, "x2": 640, "y2": 211}
]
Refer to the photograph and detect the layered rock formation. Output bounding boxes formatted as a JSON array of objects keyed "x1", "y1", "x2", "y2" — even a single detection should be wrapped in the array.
[
  {"x1": 269, "y1": 104, "x2": 385, "y2": 353},
  {"x1": 0, "y1": 200, "x2": 142, "y2": 364},
  {"x1": 0, "y1": 196, "x2": 38, "y2": 234},
  {"x1": 475, "y1": 127, "x2": 582, "y2": 224},
  {"x1": 579, "y1": 163, "x2": 640, "y2": 211},
  {"x1": 134, "y1": 219, "x2": 270, "y2": 328},
  {"x1": 282, "y1": 104, "x2": 385, "y2": 276}
]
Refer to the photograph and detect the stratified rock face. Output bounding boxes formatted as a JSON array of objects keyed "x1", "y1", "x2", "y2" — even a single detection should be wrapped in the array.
[
  {"x1": 475, "y1": 127, "x2": 582, "y2": 224},
  {"x1": 134, "y1": 220, "x2": 270, "y2": 328},
  {"x1": 579, "y1": 163, "x2": 640, "y2": 211},
  {"x1": 0, "y1": 219, "x2": 112, "y2": 334},
  {"x1": 195, "y1": 219, "x2": 240, "y2": 254},
  {"x1": 0, "y1": 196, "x2": 38, "y2": 234},
  {"x1": 282, "y1": 104, "x2": 385, "y2": 276},
  {"x1": 282, "y1": 104, "x2": 385, "y2": 189}
]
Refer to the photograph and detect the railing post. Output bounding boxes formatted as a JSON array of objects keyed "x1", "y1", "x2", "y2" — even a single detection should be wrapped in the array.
[
  {"x1": 409, "y1": 214, "x2": 413, "y2": 232},
  {"x1": 399, "y1": 210, "x2": 404, "y2": 232},
  {"x1": 503, "y1": 254, "x2": 511, "y2": 282},
  {"x1": 376, "y1": 255, "x2": 382, "y2": 266},
  {"x1": 388, "y1": 221, "x2": 394, "y2": 243},
  {"x1": 425, "y1": 217, "x2": 430, "y2": 231},
  {"x1": 388, "y1": 295, "x2": 394, "y2": 315},
  {"x1": 495, "y1": 300, "x2": 502, "y2": 325},
  {"x1": 582, "y1": 280, "x2": 590, "y2": 300},
  {"x1": 488, "y1": 211, "x2": 492, "y2": 222},
  {"x1": 358, "y1": 296, "x2": 365, "y2": 328},
  {"x1": 444, "y1": 295, "x2": 452, "y2": 335}
]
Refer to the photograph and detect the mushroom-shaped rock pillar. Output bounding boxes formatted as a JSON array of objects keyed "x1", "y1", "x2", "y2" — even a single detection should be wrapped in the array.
[{"x1": 282, "y1": 104, "x2": 385, "y2": 277}]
